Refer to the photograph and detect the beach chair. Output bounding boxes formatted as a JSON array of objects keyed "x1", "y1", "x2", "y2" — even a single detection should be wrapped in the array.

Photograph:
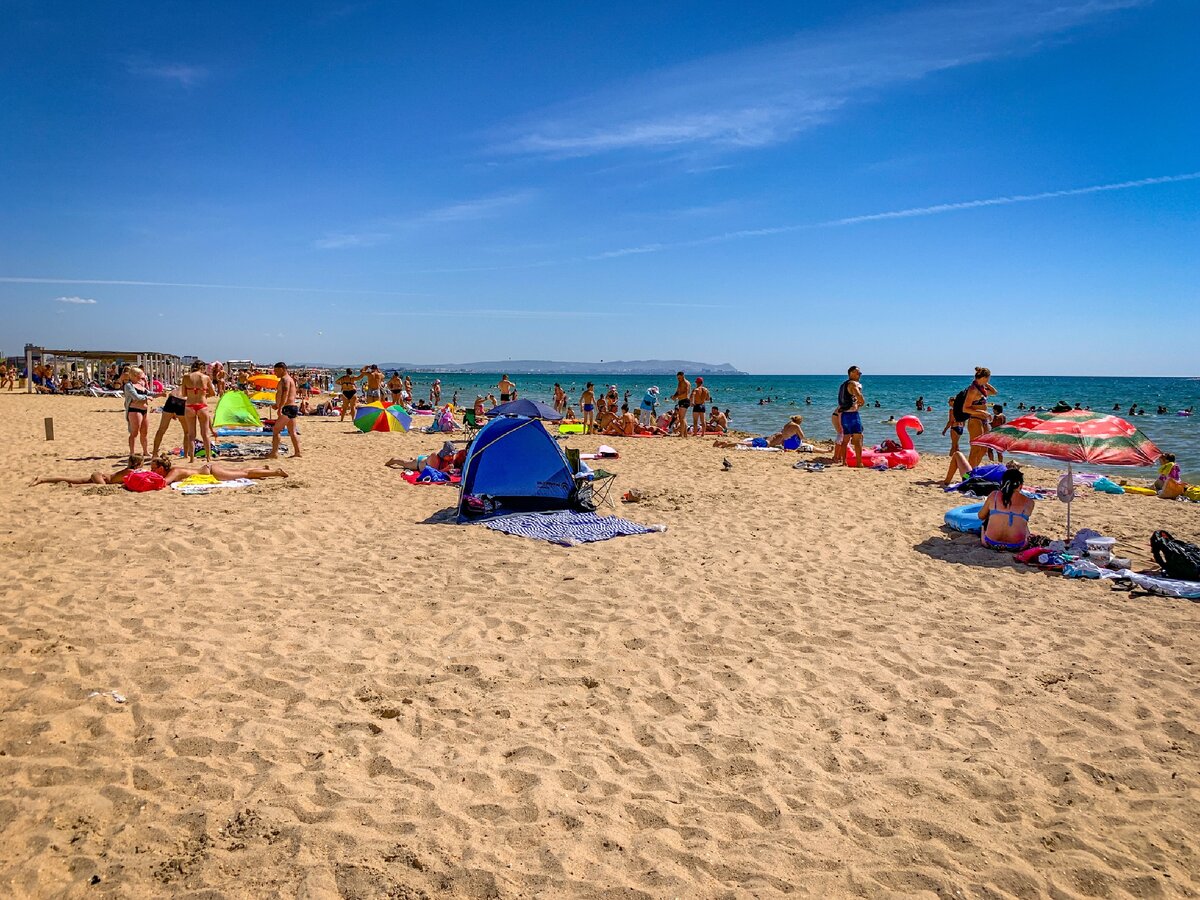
[
  {"x1": 461, "y1": 408, "x2": 482, "y2": 441},
  {"x1": 565, "y1": 448, "x2": 617, "y2": 510}
]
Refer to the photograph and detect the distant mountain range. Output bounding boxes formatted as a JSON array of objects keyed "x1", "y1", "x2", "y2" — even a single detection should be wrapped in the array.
[{"x1": 308, "y1": 359, "x2": 747, "y2": 376}]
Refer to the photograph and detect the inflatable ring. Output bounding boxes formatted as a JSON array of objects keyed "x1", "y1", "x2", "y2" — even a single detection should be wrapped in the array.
[{"x1": 945, "y1": 503, "x2": 984, "y2": 534}]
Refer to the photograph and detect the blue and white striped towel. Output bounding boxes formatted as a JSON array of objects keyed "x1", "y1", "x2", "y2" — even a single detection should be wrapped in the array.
[{"x1": 474, "y1": 510, "x2": 666, "y2": 546}]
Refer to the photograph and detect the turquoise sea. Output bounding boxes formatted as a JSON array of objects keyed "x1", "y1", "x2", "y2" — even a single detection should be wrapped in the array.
[{"x1": 393, "y1": 373, "x2": 1200, "y2": 481}]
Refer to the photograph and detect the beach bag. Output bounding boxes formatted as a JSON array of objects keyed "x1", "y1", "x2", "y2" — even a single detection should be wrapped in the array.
[
  {"x1": 124, "y1": 470, "x2": 166, "y2": 492},
  {"x1": 1150, "y1": 530, "x2": 1200, "y2": 581}
]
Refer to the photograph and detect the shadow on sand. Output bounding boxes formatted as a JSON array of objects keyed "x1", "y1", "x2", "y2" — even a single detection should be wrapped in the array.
[
  {"x1": 914, "y1": 528, "x2": 1050, "y2": 574},
  {"x1": 419, "y1": 507, "x2": 458, "y2": 526}
]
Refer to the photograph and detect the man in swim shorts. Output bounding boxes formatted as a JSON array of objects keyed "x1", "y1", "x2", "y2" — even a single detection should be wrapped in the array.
[
  {"x1": 498, "y1": 375, "x2": 515, "y2": 403},
  {"x1": 580, "y1": 382, "x2": 596, "y2": 434},
  {"x1": 671, "y1": 371, "x2": 691, "y2": 439},
  {"x1": 361, "y1": 364, "x2": 384, "y2": 403},
  {"x1": 270, "y1": 362, "x2": 302, "y2": 459},
  {"x1": 690, "y1": 377, "x2": 710, "y2": 436},
  {"x1": 836, "y1": 365, "x2": 865, "y2": 467}
]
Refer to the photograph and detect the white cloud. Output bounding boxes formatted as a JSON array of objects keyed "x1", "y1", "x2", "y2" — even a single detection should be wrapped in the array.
[
  {"x1": 494, "y1": 0, "x2": 1146, "y2": 158},
  {"x1": 54, "y1": 296, "x2": 97, "y2": 305},
  {"x1": 128, "y1": 62, "x2": 209, "y2": 87},
  {"x1": 312, "y1": 232, "x2": 391, "y2": 250},
  {"x1": 313, "y1": 192, "x2": 536, "y2": 250},
  {"x1": 580, "y1": 170, "x2": 1200, "y2": 260},
  {"x1": 0, "y1": 277, "x2": 422, "y2": 296}
]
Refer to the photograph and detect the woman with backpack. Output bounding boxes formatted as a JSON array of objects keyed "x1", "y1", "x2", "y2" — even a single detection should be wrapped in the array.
[{"x1": 955, "y1": 366, "x2": 997, "y2": 468}]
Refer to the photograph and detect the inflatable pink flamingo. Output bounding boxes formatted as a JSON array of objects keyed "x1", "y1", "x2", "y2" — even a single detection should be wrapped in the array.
[{"x1": 845, "y1": 414, "x2": 923, "y2": 468}]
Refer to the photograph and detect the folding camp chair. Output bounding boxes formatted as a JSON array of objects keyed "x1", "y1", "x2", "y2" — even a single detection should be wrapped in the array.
[
  {"x1": 461, "y1": 408, "x2": 482, "y2": 441},
  {"x1": 565, "y1": 449, "x2": 617, "y2": 510}
]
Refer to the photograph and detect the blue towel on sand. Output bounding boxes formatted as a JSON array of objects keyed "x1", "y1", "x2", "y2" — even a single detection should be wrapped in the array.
[{"x1": 473, "y1": 510, "x2": 665, "y2": 546}]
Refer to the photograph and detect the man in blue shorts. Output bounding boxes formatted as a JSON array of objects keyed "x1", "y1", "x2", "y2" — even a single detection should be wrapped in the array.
[{"x1": 836, "y1": 365, "x2": 865, "y2": 467}]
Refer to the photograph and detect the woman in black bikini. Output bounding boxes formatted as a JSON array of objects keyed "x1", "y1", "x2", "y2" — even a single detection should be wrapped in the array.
[
  {"x1": 123, "y1": 367, "x2": 152, "y2": 457},
  {"x1": 336, "y1": 368, "x2": 359, "y2": 421},
  {"x1": 152, "y1": 382, "x2": 188, "y2": 457}
]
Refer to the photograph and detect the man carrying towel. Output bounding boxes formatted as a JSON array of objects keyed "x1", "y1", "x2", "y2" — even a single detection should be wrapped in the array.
[{"x1": 837, "y1": 365, "x2": 865, "y2": 467}]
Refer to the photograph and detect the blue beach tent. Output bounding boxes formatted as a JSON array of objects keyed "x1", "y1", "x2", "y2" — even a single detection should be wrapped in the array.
[{"x1": 458, "y1": 416, "x2": 580, "y2": 516}]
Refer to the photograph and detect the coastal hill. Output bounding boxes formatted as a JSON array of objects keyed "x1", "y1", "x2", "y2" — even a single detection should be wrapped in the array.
[{"x1": 315, "y1": 359, "x2": 747, "y2": 376}]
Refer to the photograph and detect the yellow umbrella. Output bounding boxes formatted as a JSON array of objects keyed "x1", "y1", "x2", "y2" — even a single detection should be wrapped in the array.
[{"x1": 248, "y1": 374, "x2": 279, "y2": 389}]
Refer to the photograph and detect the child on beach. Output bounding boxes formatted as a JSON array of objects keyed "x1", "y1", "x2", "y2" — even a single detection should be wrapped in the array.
[{"x1": 942, "y1": 396, "x2": 963, "y2": 455}]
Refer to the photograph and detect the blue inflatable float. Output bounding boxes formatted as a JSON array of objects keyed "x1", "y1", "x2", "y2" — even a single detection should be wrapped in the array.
[{"x1": 944, "y1": 503, "x2": 984, "y2": 534}]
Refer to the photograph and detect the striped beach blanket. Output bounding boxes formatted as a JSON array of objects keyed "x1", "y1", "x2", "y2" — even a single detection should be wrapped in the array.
[{"x1": 474, "y1": 510, "x2": 665, "y2": 546}]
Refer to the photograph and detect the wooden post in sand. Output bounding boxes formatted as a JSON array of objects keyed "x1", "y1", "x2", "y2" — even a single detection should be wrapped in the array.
[{"x1": 44, "y1": 417, "x2": 54, "y2": 440}]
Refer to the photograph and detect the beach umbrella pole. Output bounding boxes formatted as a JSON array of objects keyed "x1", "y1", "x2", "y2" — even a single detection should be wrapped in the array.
[{"x1": 1066, "y1": 460, "x2": 1073, "y2": 542}]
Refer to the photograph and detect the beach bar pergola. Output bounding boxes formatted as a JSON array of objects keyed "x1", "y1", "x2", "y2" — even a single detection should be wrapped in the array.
[{"x1": 23, "y1": 343, "x2": 183, "y2": 391}]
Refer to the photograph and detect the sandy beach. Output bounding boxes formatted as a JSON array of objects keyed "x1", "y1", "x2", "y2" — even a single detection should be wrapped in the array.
[{"x1": 1, "y1": 392, "x2": 1197, "y2": 898}]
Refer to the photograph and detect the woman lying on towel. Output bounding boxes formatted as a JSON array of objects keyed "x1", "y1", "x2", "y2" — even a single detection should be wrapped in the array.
[
  {"x1": 978, "y1": 468, "x2": 1034, "y2": 551},
  {"x1": 32, "y1": 455, "x2": 147, "y2": 486},
  {"x1": 384, "y1": 442, "x2": 466, "y2": 474},
  {"x1": 149, "y1": 454, "x2": 288, "y2": 485}
]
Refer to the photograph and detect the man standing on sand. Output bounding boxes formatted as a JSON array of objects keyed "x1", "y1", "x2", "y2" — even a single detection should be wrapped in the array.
[
  {"x1": 270, "y1": 362, "x2": 302, "y2": 459},
  {"x1": 671, "y1": 371, "x2": 691, "y2": 439},
  {"x1": 430, "y1": 379, "x2": 442, "y2": 406},
  {"x1": 690, "y1": 377, "x2": 711, "y2": 436},
  {"x1": 836, "y1": 365, "x2": 865, "y2": 467},
  {"x1": 361, "y1": 365, "x2": 384, "y2": 404}
]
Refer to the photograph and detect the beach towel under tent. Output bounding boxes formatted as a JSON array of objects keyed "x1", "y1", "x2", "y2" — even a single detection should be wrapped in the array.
[
  {"x1": 457, "y1": 415, "x2": 587, "y2": 517},
  {"x1": 213, "y1": 390, "x2": 263, "y2": 429}
]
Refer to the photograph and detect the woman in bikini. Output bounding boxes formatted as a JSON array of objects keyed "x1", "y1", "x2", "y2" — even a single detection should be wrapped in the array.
[
  {"x1": 964, "y1": 366, "x2": 997, "y2": 468},
  {"x1": 148, "y1": 454, "x2": 288, "y2": 485},
  {"x1": 182, "y1": 361, "x2": 215, "y2": 463},
  {"x1": 33, "y1": 455, "x2": 146, "y2": 486},
  {"x1": 123, "y1": 367, "x2": 152, "y2": 456},
  {"x1": 336, "y1": 368, "x2": 359, "y2": 421},
  {"x1": 152, "y1": 382, "x2": 188, "y2": 457},
  {"x1": 977, "y1": 468, "x2": 1034, "y2": 551}
]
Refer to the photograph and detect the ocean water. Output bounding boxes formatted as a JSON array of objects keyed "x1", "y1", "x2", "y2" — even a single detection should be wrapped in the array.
[{"x1": 392, "y1": 373, "x2": 1200, "y2": 480}]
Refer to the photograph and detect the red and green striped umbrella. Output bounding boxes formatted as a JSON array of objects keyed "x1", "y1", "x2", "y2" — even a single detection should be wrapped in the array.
[
  {"x1": 972, "y1": 410, "x2": 1161, "y2": 467},
  {"x1": 972, "y1": 409, "x2": 1162, "y2": 538}
]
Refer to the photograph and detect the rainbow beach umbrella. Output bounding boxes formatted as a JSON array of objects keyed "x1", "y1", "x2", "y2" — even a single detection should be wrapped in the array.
[
  {"x1": 354, "y1": 403, "x2": 408, "y2": 433},
  {"x1": 385, "y1": 404, "x2": 413, "y2": 432},
  {"x1": 971, "y1": 409, "x2": 1162, "y2": 536}
]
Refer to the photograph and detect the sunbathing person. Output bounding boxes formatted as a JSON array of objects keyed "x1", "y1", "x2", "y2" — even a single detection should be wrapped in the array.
[
  {"x1": 384, "y1": 442, "x2": 465, "y2": 474},
  {"x1": 602, "y1": 406, "x2": 640, "y2": 436},
  {"x1": 978, "y1": 468, "x2": 1034, "y2": 551},
  {"x1": 767, "y1": 415, "x2": 806, "y2": 447},
  {"x1": 32, "y1": 455, "x2": 146, "y2": 486},
  {"x1": 708, "y1": 408, "x2": 728, "y2": 433},
  {"x1": 148, "y1": 455, "x2": 288, "y2": 485}
]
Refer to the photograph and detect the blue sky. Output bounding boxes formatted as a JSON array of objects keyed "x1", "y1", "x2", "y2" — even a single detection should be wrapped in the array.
[{"x1": 2, "y1": 0, "x2": 1197, "y2": 374}]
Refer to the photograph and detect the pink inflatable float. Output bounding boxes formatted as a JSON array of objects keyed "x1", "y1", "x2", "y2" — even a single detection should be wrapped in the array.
[{"x1": 845, "y1": 414, "x2": 923, "y2": 468}]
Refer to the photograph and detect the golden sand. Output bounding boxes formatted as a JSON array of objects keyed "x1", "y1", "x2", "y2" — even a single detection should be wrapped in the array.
[{"x1": 1, "y1": 393, "x2": 1197, "y2": 898}]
